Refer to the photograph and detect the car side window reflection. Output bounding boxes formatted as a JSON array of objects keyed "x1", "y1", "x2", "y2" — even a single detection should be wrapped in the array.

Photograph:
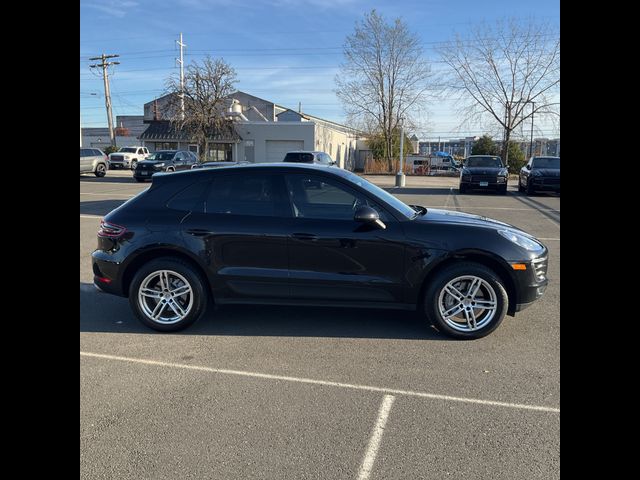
[
  {"x1": 285, "y1": 174, "x2": 388, "y2": 221},
  {"x1": 206, "y1": 175, "x2": 277, "y2": 216}
]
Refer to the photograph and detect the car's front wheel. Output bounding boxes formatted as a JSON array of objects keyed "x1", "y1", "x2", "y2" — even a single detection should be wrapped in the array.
[
  {"x1": 526, "y1": 180, "x2": 535, "y2": 195},
  {"x1": 459, "y1": 184, "x2": 466, "y2": 194},
  {"x1": 129, "y1": 257, "x2": 208, "y2": 332},
  {"x1": 423, "y1": 262, "x2": 508, "y2": 339},
  {"x1": 130, "y1": 160, "x2": 137, "y2": 170},
  {"x1": 94, "y1": 163, "x2": 107, "y2": 177}
]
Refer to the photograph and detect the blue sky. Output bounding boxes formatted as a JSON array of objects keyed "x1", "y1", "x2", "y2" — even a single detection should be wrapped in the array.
[{"x1": 80, "y1": 0, "x2": 560, "y2": 140}]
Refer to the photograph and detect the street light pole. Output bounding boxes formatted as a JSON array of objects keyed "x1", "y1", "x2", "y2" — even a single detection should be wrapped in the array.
[
  {"x1": 395, "y1": 117, "x2": 406, "y2": 187},
  {"x1": 529, "y1": 101, "x2": 536, "y2": 158}
]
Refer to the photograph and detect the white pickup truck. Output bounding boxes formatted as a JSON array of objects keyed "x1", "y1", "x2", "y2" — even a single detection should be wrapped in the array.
[{"x1": 108, "y1": 146, "x2": 150, "y2": 170}]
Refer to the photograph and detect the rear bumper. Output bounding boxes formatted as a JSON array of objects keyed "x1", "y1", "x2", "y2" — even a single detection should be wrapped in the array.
[{"x1": 92, "y1": 250, "x2": 127, "y2": 297}]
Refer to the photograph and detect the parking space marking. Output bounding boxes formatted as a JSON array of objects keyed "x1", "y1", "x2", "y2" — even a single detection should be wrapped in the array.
[
  {"x1": 80, "y1": 214, "x2": 102, "y2": 219},
  {"x1": 80, "y1": 352, "x2": 560, "y2": 413},
  {"x1": 357, "y1": 395, "x2": 395, "y2": 480}
]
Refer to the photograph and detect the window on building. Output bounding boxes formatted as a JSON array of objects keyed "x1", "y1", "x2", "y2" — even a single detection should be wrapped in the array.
[{"x1": 155, "y1": 142, "x2": 178, "y2": 150}]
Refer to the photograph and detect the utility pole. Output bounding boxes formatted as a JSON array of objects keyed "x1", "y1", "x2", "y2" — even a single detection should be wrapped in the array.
[
  {"x1": 395, "y1": 117, "x2": 406, "y2": 187},
  {"x1": 89, "y1": 54, "x2": 119, "y2": 147},
  {"x1": 176, "y1": 33, "x2": 186, "y2": 120},
  {"x1": 529, "y1": 101, "x2": 536, "y2": 158}
]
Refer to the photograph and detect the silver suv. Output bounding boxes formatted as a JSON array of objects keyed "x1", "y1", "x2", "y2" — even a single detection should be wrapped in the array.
[{"x1": 80, "y1": 148, "x2": 109, "y2": 177}]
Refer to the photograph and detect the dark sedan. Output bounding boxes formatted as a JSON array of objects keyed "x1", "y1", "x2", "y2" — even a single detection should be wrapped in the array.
[
  {"x1": 519, "y1": 156, "x2": 560, "y2": 195},
  {"x1": 459, "y1": 155, "x2": 508, "y2": 194},
  {"x1": 133, "y1": 150, "x2": 197, "y2": 182},
  {"x1": 92, "y1": 164, "x2": 548, "y2": 339}
]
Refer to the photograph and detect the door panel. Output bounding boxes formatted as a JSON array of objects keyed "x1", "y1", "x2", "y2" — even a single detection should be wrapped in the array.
[
  {"x1": 284, "y1": 173, "x2": 405, "y2": 303},
  {"x1": 180, "y1": 173, "x2": 291, "y2": 300}
]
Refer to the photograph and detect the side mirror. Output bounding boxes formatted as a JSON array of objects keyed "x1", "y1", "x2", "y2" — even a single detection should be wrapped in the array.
[{"x1": 354, "y1": 205, "x2": 386, "y2": 229}]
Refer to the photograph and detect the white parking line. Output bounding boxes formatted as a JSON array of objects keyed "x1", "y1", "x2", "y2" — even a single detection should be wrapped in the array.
[
  {"x1": 80, "y1": 214, "x2": 102, "y2": 219},
  {"x1": 357, "y1": 394, "x2": 395, "y2": 480},
  {"x1": 80, "y1": 352, "x2": 559, "y2": 413}
]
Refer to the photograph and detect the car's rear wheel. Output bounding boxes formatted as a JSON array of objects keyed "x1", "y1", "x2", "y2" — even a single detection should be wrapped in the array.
[
  {"x1": 129, "y1": 258, "x2": 208, "y2": 332},
  {"x1": 423, "y1": 262, "x2": 508, "y2": 339},
  {"x1": 94, "y1": 163, "x2": 107, "y2": 177}
]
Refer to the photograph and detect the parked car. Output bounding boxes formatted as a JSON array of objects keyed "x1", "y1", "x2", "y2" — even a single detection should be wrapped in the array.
[
  {"x1": 283, "y1": 151, "x2": 336, "y2": 166},
  {"x1": 93, "y1": 163, "x2": 549, "y2": 339},
  {"x1": 109, "y1": 146, "x2": 150, "y2": 170},
  {"x1": 80, "y1": 147, "x2": 109, "y2": 177},
  {"x1": 133, "y1": 150, "x2": 197, "y2": 182},
  {"x1": 191, "y1": 161, "x2": 246, "y2": 169},
  {"x1": 459, "y1": 155, "x2": 508, "y2": 194},
  {"x1": 518, "y1": 156, "x2": 560, "y2": 195}
]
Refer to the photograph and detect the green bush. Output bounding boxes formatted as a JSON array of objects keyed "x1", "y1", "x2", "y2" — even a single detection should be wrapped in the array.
[{"x1": 103, "y1": 145, "x2": 119, "y2": 155}]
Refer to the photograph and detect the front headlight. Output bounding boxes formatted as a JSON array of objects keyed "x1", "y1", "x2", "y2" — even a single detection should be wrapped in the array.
[
  {"x1": 155, "y1": 162, "x2": 165, "y2": 168},
  {"x1": 497, "y1": 229, "x2": 544, "y2": 252}
]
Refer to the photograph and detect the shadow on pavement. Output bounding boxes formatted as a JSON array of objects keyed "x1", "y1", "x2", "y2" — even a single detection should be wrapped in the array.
[
  {"x1": 80, "y1": 200, "x2": 127, "y2": 216},
  {"x1": 383, "y1": 187, "x2": 454, "y2": 196},
  {"x1": 511, "y1": 193, "x2": 560, "y2": 225},
  {"x1": 80, "y1": 175, "x2": 139, "y2": 184},
  {"x1": 80, "y1": 283, "x2": 449, "y2": 341}
]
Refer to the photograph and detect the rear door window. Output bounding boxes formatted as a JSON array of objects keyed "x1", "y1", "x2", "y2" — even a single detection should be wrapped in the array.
[{"x1": 205, "y1": 174, "x2": 278, "y2": 216}]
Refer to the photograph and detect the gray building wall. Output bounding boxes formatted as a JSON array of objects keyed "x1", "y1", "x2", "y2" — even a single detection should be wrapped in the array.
[{"x1": 234, "y1": 122, "x2": 315, "y2": 162}]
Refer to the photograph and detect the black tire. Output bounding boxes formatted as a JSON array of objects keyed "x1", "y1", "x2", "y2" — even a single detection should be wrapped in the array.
[
  {"x1": 458, "y1": 184, "x2": 466, "y2": 194},
  {"x1": 134, "y1": 178, "x2": 145, "y2": 182},
  {"x1": 498, "y1": 185, "x2": 507, "y2": 195},
  {"x1": 423, "y1": 262, "x2": 508, "y2": 339},
  {"x1": 166, "y1": 167, "x2": 175, "y2": 172},
  {"x1": 129, "y1": 257, "x2": 208, "y2": 332},
  {"x1": 518, "y1": 178, "x2": 525, "y2": 192},
  {"x1": 94, "y1": 163, "x2": 107, "y2": 177},
  {"x1": 526, "y1": 180, "x2": 535, "y2": 195},
  {"x1": 130, "y1": 160, "x2": 137, "y2": 170}
]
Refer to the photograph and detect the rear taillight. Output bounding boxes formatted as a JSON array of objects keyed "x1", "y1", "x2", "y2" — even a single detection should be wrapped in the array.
[{"x1": 98, "y1": 220, "x2": 126, "y2": 238}]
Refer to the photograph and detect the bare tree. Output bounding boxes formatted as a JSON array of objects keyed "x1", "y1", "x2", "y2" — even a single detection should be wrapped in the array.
[
  {"x1": 165, "y1": 56, "x2": 238, "y2": 159},
  {"x1": 336, "y1": 10, "x2": 432, "y2": 172},
  {"x1": 438, "y1": 18, "x2": 560, "y2": 166}
]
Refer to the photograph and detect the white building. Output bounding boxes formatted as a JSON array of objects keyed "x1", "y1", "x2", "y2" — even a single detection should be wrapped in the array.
[{"x1": 139, "y1": 91, "x2": 364, "y2": 169}]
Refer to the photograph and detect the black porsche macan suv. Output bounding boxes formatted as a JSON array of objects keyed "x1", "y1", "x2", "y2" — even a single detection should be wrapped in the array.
[
  {"x1": 459, "y1": 155, "x2": 509, "y2": 194},
  {"x1": 92, "y1": 164, "x2": 548, "y2": 339}
]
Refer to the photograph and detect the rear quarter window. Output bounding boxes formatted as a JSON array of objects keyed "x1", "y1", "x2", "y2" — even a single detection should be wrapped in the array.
[{"x1": 166, "y1": 181, "x2": 209, "y2": 212}]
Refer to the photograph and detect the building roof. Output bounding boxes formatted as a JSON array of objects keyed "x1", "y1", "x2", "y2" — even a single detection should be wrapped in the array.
[{"x1": 139, "y1": 120, "x2": 241, "y2": 141}]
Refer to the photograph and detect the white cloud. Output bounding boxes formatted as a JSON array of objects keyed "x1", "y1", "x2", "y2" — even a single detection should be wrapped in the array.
[{"x1": 84, "y1": 0, "x2": 139, "y2": 18}]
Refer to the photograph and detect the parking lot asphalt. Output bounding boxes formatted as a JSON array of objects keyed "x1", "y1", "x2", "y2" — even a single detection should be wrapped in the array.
[{"x1": 80, "y1": 169, "x2": 560, "y2": 479}]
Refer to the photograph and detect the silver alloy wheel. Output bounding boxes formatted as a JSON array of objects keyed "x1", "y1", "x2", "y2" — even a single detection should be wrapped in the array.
[
  {"x1": 437, "y1": 275, "x2": 497, "y2": 332},
  {"x1": 137, "y1": 270, "x2": 194, "y2": 325},
  {"x1": 96, "y1": 164, "x2": 106, "y2": 174}
]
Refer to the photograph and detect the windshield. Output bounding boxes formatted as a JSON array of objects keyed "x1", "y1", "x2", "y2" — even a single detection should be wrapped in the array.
[
  {"x1": 341, "y1": 171, "x2": 417, "y2": 219},
  {"x1": 532, "y1": 157, "x2": 560, "y2": 169},
  {"x1": 119, "y1": 147, "x2": 137, "y2": 153},
  {"x1": 466, "y1": 157, "x2": 503, "y2": 168},
  {"x1": 148, "y1": 152, "x2": 175, "y2": 161}
]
